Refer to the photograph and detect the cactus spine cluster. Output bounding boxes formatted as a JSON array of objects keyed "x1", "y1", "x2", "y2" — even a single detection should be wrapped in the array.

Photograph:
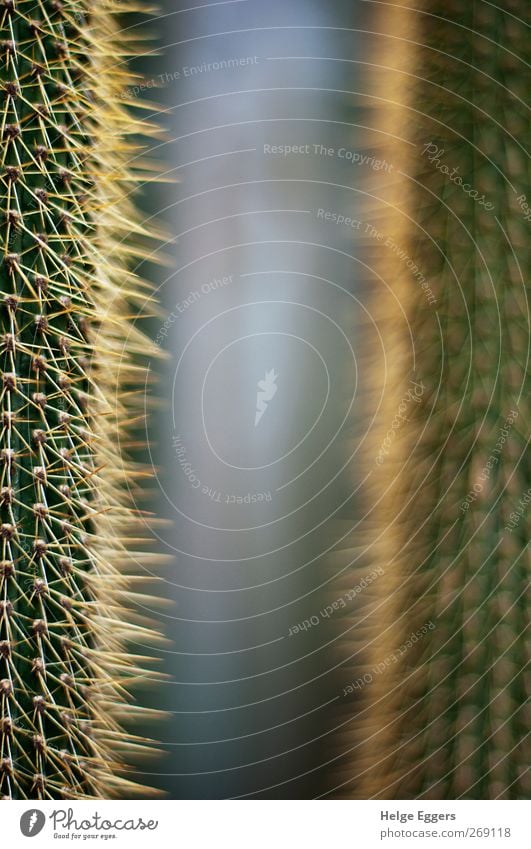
[
  {"x1": 348, "y1": 0, "x2": 529, "y2": 799},
  {"x1": 0, "y1": 0, "x2": 160, "y2": 799}
]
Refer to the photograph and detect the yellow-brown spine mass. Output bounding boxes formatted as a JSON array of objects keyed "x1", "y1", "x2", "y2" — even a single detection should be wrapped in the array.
[{"x1": 344, "y1": 0, "x2": 529, "y2": 799}]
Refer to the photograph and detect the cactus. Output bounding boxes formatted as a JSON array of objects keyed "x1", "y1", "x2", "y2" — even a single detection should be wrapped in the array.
[
  {"x1": 0, "y1": 0, "x2": 160, "y2": 799},
  {"x1": 347, "y1": 0, "x2": 529, "y2": 799}
]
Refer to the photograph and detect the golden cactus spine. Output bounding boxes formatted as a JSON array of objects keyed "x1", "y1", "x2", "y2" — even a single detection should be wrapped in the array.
[
  {"x1": 0, "y1": 0, "x2": 161, "y2": 799},
  {"x1": 345, "y1": 0, "x2": 529, "y2": 799}
]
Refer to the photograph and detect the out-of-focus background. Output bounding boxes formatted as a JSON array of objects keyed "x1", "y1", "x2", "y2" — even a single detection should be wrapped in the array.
[{"x1": 127, "y1": 0, "x2": 381, "y2": 799}]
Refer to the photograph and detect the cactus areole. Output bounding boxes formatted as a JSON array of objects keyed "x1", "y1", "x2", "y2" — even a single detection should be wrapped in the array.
[{"x1": 0, "y1": 1, "x2": 159, "y2": 799}]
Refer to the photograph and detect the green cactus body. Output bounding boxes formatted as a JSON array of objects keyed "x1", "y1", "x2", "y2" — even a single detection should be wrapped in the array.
[
  {"x1": 353, "y1": 0, "x2": 529, "y2": 799},
  {"x1": 0, "y1": 0, "x2": 159, "y2": 799}
]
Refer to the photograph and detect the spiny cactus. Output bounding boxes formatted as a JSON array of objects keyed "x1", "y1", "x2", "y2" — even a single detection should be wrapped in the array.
[
  {"x1": 0, "y1": 0, "x2": 161, "y2": 799},
  {"x1": 346, "y1": 0, "x2": 529, "y2": 799}
]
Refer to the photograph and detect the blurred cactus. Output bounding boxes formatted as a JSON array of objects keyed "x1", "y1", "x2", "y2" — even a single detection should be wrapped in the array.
[
  {"x1": 352, "y1": 0, "x2": 529, "y2": 799},
  {"x1": 0, "y1": 0, "x2": 160, "y2": 799}
]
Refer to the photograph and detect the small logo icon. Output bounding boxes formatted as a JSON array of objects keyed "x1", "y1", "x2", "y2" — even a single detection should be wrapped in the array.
[
  {"x1": 20, "y1": 809, "x2": 46, "y2": 838},
  {"x1": 254, "y1": 369, "x2": 278, "y2": 426}
]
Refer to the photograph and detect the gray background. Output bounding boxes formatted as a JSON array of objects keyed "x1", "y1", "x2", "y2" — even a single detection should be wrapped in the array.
[{"x1": 129, "y1": 0, "x2": 378, "y2": 799}]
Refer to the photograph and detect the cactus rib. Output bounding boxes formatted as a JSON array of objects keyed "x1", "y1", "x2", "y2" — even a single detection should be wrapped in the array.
[{"x1": 0, "y1": 0, "x2": 160, "y2": 799}]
